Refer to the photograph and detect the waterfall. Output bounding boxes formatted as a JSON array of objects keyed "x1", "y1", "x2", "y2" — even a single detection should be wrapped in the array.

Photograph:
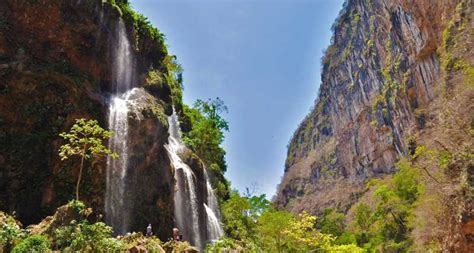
[
  {"x1": 204, "y1": 204, "x2": 224, "y2": 241},
  {"x1": 111, "y1": 20, "x2": 133, "y2": 94},
  {"x1": 105, "y1": 20, "x2": 135, "y2": 235},
  {"x1": 165, "y1": 111, "x2": 202, "y2": 248},
  {"x1": 102, "y1": 16, "x2": 223, "y2": 245},
  {"x1": 165, "y1": 110, "x2": 224, "y2": 249},
  {"x1": 204, "y1": 170, "x2": 224, "y2": 241}
]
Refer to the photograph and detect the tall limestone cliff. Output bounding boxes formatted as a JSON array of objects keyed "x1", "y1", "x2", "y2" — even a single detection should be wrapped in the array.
[
  {"x1": 276, "y1": 0, "x2": 473, "y2": 250},
  {"x1": 0, "y1": 0, "x2": 212, "y2": 240}
]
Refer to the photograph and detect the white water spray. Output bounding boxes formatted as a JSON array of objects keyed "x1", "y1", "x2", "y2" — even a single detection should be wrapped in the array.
[
  {"x1": 165, "y1": 110, "x2": 224, "y2": 248},
  {"x1": 165, "y1": 111, "x2": 202, "y2": 248},
  {"x1": 204, "y1": 170, "x2": 224, "y2": 240},
  {"x1": 105, "y1": 20, "x2": 135, "y2": 235}
]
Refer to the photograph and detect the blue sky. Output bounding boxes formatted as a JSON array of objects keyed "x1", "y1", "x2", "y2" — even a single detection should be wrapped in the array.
[{"x1": 131, "y1": 0, "x2": 344, "y2": 198}]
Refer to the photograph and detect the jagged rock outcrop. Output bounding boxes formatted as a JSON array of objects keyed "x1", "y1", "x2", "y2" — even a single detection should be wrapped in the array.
[
  {"x1": 0, "y1": 0, "x2": 180, "y2": 240},
  {"x1": 276, "y1": 0, "x2": 462, "y2": 213}
]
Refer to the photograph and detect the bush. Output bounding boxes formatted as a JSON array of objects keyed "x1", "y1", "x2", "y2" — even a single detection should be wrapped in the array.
[
  {"x1": 205, "y1": 237, "x2": 249, "y2": 252},
  {"x1": 329, "y1": 244, "x2": 365, "y2": 253},
  {"x1": 394, "y1": 159, "x2": 422, "y2": 203},
  {"x1": 163, "y1": 240, "x2": 198, "y2": 253},
  {"x1": 12, "y1": 235, "x2": 51, "y2": 253},
  {"x1": 0, "y1": 213, "x2": 25, "y2": 252},
  {"x1": 317, "y1": 208, "x2": 346, "y2": 236},
  {"x1": 67, "y1": 199, "x2": 86, "y2": 213},
  {"x1": 121, "y1": 232, "x2": 163, "y2": 252},
  {"x1": 53, "y1": 221, "x2": 123, "y2": 252}
]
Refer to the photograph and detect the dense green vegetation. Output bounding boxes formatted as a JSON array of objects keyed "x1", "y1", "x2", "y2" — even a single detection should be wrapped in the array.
[
  {"x1": 11, "y1": 235, "x2": 51, "y2": 253},
  {"x1": 346, "y1": 159, "x2": 422, "y2": 252},
  {"x1": 207, "y1": 191, "x2": 363, "y2": 252},
  {"x1": 0, "y1": 212, "x2": 25, "y2": 252},
  {"x1": 182, "y1": 98, "x2": 231, "y2": 200},
  {"x1": 205, "y1": 155, "x2": 428, "y2": 252},
  {"x1": 0, "y1": 200, "x2": 197, "y2": 252}
]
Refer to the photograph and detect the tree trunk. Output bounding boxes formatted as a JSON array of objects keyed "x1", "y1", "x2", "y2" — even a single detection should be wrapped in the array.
[{"x1": 76, "y1": 144, "x2": 86, "y2": 200}]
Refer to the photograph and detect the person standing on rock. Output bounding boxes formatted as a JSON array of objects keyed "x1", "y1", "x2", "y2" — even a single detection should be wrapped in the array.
[{"x1": 146, "y1": 224, "x2": 153, "y2": 237}]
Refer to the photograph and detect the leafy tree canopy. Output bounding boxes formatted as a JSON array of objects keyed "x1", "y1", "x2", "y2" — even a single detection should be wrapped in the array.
[
  {"x1": 182, "y1": 98, "x2": 230, "y2": 200},
  {"x1": 59, "y1": 118, "x2": 117, "y2": 200},
  {"x1": 214, "y1": 190, "x2": 363, "y2": 252},
  {"x1": 59, "y1": 119, "x2": 117, "y2": 161}
]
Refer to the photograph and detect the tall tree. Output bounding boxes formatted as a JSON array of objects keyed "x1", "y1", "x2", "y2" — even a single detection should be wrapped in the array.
[{"x1": 59, "y1": 119, "x2": 118, "y2": 200}]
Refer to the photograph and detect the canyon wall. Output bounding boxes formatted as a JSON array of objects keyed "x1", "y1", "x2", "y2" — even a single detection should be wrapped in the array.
[{"x1": 276, "y1": 0, "x2": 473, "y2": 250}]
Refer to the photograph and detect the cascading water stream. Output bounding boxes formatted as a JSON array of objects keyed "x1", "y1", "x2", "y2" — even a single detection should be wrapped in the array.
[
  {"x1": 204, "y1": 204, "x2": 224, "y2": 241},
  {"x1": 105, "y1": 20, "x2": 135, "y2": 235},
  {"x1": 102, "y1": 16, "x2": 223, "y2": 245},
  {"x1": 165, "y1": 110, "x2": 224, "y2": 249},
  {"x1": 204, "y1": 170, "x2": 224, "y2": 241},
  {"x1": 165, "y1": 111, "x2": 202, "y2": 248}
]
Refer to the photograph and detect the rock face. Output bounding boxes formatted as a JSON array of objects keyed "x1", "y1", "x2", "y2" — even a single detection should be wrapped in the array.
[
  {"x1": 277, "y1": 2, "x2": 474, "y2": 251},
  {"x1": 0, "y1": 0, "x2": 183, "y2": 240},
  {"x1": 275, "y1": 0, "x2": 462, "y2": 213}
]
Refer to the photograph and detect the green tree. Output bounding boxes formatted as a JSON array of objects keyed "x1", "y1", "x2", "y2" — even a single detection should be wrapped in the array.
[
  {"x1": 247, "y1": 194, "x2": 271, "y2": 220},
  {"x1": 256, "y1": 210, "x2": 293, "y2": 252},
  {"x1": 193, "y1": 97, "x2": 229, "y2": 131},
  {"x1": 317, "y1": 208, "x2": 346, "y2": 236},
  {"x1": 219, "y1": 191, "x2": 363, "y2": 252},
  {"x1": 284, "y1": 212, "x2": 334, "y2": 252},
  {"x1": 354, "y1": 203, "x2": 373, "y2": 233},
  {"x1": 349, "y1": 159, "x2": 423, "y2": 251},
  {"x1": 183, "y1": 108, "x2": 226, "y2": 168},
  {"x1": 221, "y1": 191, "x2": 255, "y2": 241},
  {"x1": 183, "y1": 98, "x2": 229, "y2": 169},
  {"x1": 59, "y1": 119, "x2": 118, "y2": 200},
  {"x1": 393, "y1": 158, "x2": 422, "y2": 204},
  {"x1": 373, "y1": 185, "x2": 411, "y2": 251},
  {"x1": 182, "y1": 98, "x2": 230, "y2": 200}
]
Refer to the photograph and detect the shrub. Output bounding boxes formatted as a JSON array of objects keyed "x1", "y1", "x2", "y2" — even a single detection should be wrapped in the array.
[
  {"x1": 120, "y1": 232, "x2": 163, "y2": 252},
  {"x1": 205, "y1": 237, "x2": 247, "y2": 252},
  {"x1": 317, "y1": 208, "x2": 346, "y2": 236},
  {"x1": 67, "y1": 199, "x2": 86, "y2": 213},
  {"x1": 163, "y1": 240, "x2": 198, "y2": 253},
  {"x1": 53, "y1": 221, "x2": 123, "y2": 252},
  {"x1": 12, "y1": 235, "x2": 51, "y2": 253},
  {"x1": 0, "y1": 213, "x2": 25, "y2": 252},
  {"x1": 329, "y1": 243, "x2": 365, "y2": 253},
  {"x1": 394, "y1": 159, "x2": 422, "y2": 203}
]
